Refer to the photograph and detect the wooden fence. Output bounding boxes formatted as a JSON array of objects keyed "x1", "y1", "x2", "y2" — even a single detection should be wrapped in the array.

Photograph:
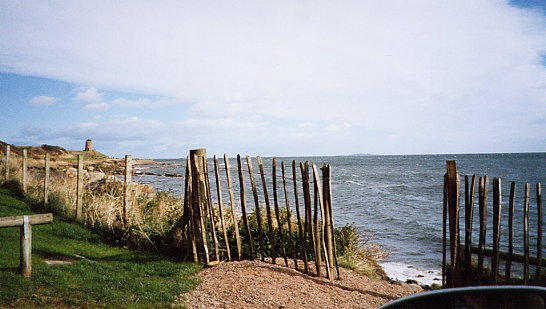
[
  {"x1": 2, "y1": 145, "x2": 340, "y2": 280},
  {"x1": 175, "y1": 149, "x2": 340, "y2": 280},
  {"x1": 443, "y1": 160, "x2": 543, "y2": 287}
]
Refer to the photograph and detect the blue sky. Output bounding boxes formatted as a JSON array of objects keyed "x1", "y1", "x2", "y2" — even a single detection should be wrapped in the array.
[{"x1": 1, "y1": 0, "x2": 546, "y2": 158}]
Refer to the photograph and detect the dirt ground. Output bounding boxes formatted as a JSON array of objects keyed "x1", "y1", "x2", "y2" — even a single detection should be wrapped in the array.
[{"x1": 177, "y1": 260, "x2": 423, "y2": 309}]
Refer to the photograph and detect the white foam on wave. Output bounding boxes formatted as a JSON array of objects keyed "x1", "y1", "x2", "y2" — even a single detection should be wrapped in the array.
[
  {"x1": 345, "y1": 180, "x2": 364, "y2": 186},
  {"x1": 379, "y1": 261, "x2": 442, "y2": 287}
]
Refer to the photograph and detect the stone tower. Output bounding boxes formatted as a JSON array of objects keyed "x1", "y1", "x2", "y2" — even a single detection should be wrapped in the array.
[{"x1": 85, "y1": 139, "x2": 93, "y2": 151}]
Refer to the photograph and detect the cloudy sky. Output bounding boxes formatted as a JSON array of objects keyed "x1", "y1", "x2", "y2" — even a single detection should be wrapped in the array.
[{"x1": 1, "y1": 0, "x2": 545, "y2": 158}]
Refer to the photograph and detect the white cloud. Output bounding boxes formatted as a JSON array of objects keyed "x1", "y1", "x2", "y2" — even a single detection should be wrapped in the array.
[
  {"x1": 111, "y1": 97, "x2": 175, "y2": 108},
  {"x1": 75, "y1": 87, "x2": 103, "y2": 102},
  {"x1": 83, "y1": 102, "x2": 110, "y2": 112},
  {"x1": 2, "y1": 1, "x2": 546, "y2": 154},
  {"x1": 28, "y1": 95, "x2": 57, "y2": 106}
]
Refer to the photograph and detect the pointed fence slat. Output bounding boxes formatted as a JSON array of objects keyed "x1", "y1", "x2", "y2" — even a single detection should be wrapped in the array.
[
  {"x1": 258, "y1": 156, "x2": 276, "y2": 264},
  {"x1": 537, "y1": 183, "x2": 543, "y2": 283},
  {"x1": 237, "y1": 154, "x2": 254, "y2": 259},
  {"x1": 213, "y1": 155, "x2": 231, "y2": 261},
  {"x1": 224, "y1": 154, "x2": 242, "y2": 260},
  {"x1": 505, "y1": 181, "x2": 516, "y2": 284},
  {"x1": 246, "y1": 156, "x2": 265, "y2": 261},
  {"x1": 282, "y1": 161, "x2": 297, "y2": 269},
  {"x1": 293, "y1": 160, "x2": 309, "y2": 274}
]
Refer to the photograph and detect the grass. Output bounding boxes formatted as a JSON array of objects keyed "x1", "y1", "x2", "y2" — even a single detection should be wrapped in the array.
[{"x1": 0, "y1": 186, "x2": 201, "y2": 308}]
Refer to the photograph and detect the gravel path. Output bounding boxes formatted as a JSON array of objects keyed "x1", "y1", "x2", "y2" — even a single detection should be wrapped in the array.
[{"x1": 177, "y1": 260, "x2": 423, "y2": 309}]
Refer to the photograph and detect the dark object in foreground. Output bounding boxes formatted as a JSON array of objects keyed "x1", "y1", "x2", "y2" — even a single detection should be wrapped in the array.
[{"x1": 378, "y1": 286, "x2": 546, "y2": 309}]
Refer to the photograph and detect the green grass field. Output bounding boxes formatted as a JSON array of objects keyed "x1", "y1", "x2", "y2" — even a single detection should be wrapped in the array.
[{"x1": 0, "y1": 186, "x2": 201, "y2": 308}]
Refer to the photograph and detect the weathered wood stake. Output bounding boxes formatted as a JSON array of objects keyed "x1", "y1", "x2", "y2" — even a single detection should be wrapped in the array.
[
  {"x1": 5, "y1": 145, "x2": 10, "y2": 181},
  {"x1": 237, "y1": 154, "x2": 254, "y2": 259},
  {"x1": 524, "y1": 183, "x2": 530, "y2": 284},
  {"x1": 203, "y1": 156, "x2": 220, "y2": 261},
  {"x1": 22, "y1": 149, "x2": 27, "y2": 193},
  {"x1": 272, "y1": 158, "x2": 288, "y2": 267},
  {"x1": 282, "y1": 161, "x2": 297, "y2": 269},
  {"x1": 76, "y1": 154, "x2": 84, "y2": 221},
  {"x1": 44, "y1": 154, "x2": 50, "y2": 204},
  {"x1": 224, "y1": 154, "x2": 242, "y2": 260},
  {"x1": 293, "y1": 160, "x2": 309, "y2": 273},
  {"x1": 491, "y1": 177, "x2": 502, "y2": 284},
  {"x1": 258, "y1": 156, "x2": 276, "y2": 263},
  {"x1": 247, "y1": 156, "x2": 265, "y2": 261},
  {"x1": 505, "y1": 181, "x2": 516, "y2": 284},
  {"x1": 537, "y1": 182, "x2": 543, "y2": 283},
  {"x1": 214, "y1": 155, "x2": 231, "y2": 261}
]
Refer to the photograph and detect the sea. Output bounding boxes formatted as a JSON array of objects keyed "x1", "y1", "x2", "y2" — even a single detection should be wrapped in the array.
[{"x1": 133, "y1": 152, "x2": 545, "y2": 285}]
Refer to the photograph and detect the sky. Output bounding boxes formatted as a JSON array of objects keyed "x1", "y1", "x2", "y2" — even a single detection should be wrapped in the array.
[{"x1": 1, "y1": 0, "x2": 546, "y2": 158}]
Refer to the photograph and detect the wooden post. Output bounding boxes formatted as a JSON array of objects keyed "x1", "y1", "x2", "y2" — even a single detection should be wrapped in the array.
[
  {"x1": 505, "y1": 181, "x2": 516, "y2": 284},
  {"x1": 44, "y1": 154, "x2": 50, "y2": 204},
  {"x1": 478, "y1": 176, "x2": 489, "y2": 281},
  {"x1": 190, "y1": 150, "x2": 210, "y2": 263},
  {"x1": 293, "y1": 160, "x2": 309, "y2": 273},
  {"x1": 282, "y1": 161, "x2": 297, "y2": 269},
  {"x1": 0, "y1": 213, "x2": 53, "y2": 277},
  {"x1": 123, "y1": 155, "x2": 132, "y2": 225},
  {"x1": 213, "y1": 155, "x2": 231, "y2": 261},
  {"x1": 237, "y1": 154, "x2": 254, "y2": 259},
  {"x1": 491, "y1": 177, "x2": 502, "y2": 284},
  {"x1": 22, "y1": 149, "x2": 28, "y2": 193},
  {"x1": 537, "y1": 183, "x2": 543, "y2": 283},
  {"x1": 258, "y1": 156, "x2": 276, "y2": 264},
  {"x1": 442, "y1": 173, "x2": 447, "y2": 287},
  {"x1": 224, "y1": 154, "x2": 242, "y2": 260},
  {"x1": 272, "y1": 158, "x2": 288, "y2": 267},
  {"x1": 203, "y1": 156, "x2": 219, "y2": 261},
  {"x1": 311, "y1": 165, "x2": 323, "y2": 277},
  {"x1": 20, "y1": 216, "x2": 31, "y2": 277},
  {"x1": 185, "y1": 157, "x2": 198, "y2": 262},
  {"x1": 313, "y1": 164, "x2": 331, "y2": 279},
  {"x1": 247, "y1": 156, "x2": 265, "y2": 261},
  {"x1": 301, "y1": 162, "x2": 315, "y2": 272},
  {"x1": 5, "y1": 145, "x2": 10, "y2": 181},
  {"x1": 326, "y1": 165, "x2": 341, "y2": 280},
  {"x1": 76, "y1": 154, "x2": 84, "y2": 221},
  {"x1": 464, "y1": 175, "x2": 476, "y2": 283},
  {"x1": 446, "y1": 161, "x2": 460, "y2": 286},
  {"x1": 524, "y1": 183, "x2": 530, "y2": 284},
  {"x1": 321, "y1": 164, "x2": 335, "y2": 280}
]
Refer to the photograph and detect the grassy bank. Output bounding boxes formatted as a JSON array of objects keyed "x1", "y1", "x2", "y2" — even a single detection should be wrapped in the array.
[{"x1": 0, "y1": 186, "x2": 201, "y2": 308}]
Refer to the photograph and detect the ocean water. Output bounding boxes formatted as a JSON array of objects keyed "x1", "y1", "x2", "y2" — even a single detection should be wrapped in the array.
[{"x1": 134, "y1": 153, "x2": 545, "y2": 278}]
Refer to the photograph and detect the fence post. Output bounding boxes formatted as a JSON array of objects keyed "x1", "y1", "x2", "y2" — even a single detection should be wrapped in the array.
[
  {"x1": 213, "y1": 155, "x2": 231, "y2": 261},
  {"x1": 258, "y1": 156, "x2": 276, "y2": 264},
  {"x1": 446, "y1": 160, "x2": 461, "y2": 287},
  {"x1": 282, "y1": 161, "x2": 297, "y2": 270},
  {"x1": 293, "y1": 160, "x2": 309, "y2": 274},
  {"x1": 478, "y1": 175, "x2": 489, "y2": 282},
  {"x1": 19, "y1": 216, "x2": 32, "y2": 277},
  {"x1": 123, "y1": 155, "x2": 132, "y2": 226},
  {"x1": 22, "y1": 149, "x2": 28, "y2": 193},
  {"x1": 505, "y1": 181, "x2": 516, "y2": 284},
  {"x1": 203, "y1": 156, "x2": 220, "y2": 261},
  {"x1": 272, "y1": 158, "x2": 288, "y2": 267},
  {"x1": 524, "y1": 183, "x2": 530, "y2": 284},
  {"x1": 247, "y1": 156, "x2": 265, "y2": 261},
  {"x1": 44, "y1": 154, "x2": 50, "y2": 204},
  {"x1": 76, "y1": 154, "x2": 84, "y2": 221},
  {"x1": 491, "y1": 177, "x2": 502, "y2": 284},
  {"x1": 224, "y1": 154, "x2": 242, "y2": 260},
  {"x1": 190, "y1": 149, "x2": 210, "y2": 263},
  {"x1": 5, "y1": 145, "x2": 10, "y2": 181},
  {"x1": 236, "y1": 155, "x2": 253, "y2": 259},
  {"x1": 537, "y1": 182, "x2": 543, "y2": 283}
]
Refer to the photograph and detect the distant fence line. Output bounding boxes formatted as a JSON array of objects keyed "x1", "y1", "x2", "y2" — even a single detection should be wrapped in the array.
[
  {"x1": 443, "y1": 160, "x2": 543, "y2": 287},
  {"x1": 1, "y1": 145, "x2": 340, "y2": 280}
]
